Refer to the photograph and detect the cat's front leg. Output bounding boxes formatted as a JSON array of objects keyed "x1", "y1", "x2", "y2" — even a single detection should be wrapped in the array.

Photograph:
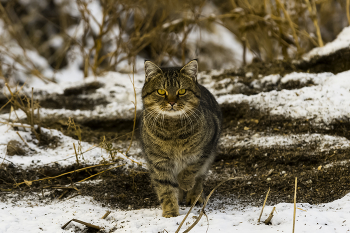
[{"x1": 149, "y1": 162, "x2": 180, "y2": 218}]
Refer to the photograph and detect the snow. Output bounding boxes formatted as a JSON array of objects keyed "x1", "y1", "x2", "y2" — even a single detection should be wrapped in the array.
[
  {"x1": 280, "y1": 72, "x2": 332, "y2": 85},
  {"x1": 302, "y1": 26, "x2": 350, "y2": 61},
  {"x1": 218, "y1": 71, "x2": 350, "y2": 125},
  {"x1": 0, "y1": 125, "x2": 143, "y2": 169},
  {"x1": 1, "y1": 193, "x2": 350, "y2": 232}
]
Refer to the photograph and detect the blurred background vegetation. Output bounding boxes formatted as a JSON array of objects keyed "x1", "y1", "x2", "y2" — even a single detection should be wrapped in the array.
[{"x1": 0, "y1": 0, "x2": 349, "y2": 84}]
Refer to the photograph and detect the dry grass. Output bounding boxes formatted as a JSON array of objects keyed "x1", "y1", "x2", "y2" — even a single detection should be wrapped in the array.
[
  {"x1": 293, "y1": 177, "x2": 297, "y2": 233},
  {"x1": 0, "y1": 0, "x2": 349, "y2": 84},
  {"x1": 0, "y1": 66, "x2": 141, "y2": 191},
  {"x1": 258, "y1": 187, "x2": 270, "y2": 222},
  {"x1": 176, "y1": 177, "x2": 243, "y2": 233},
  {"x1": 2, "y1": 83, "x2": 42, "y2": 141}
]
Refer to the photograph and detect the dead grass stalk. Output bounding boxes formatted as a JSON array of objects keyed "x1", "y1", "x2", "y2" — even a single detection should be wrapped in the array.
[
  {"x1": 179, "y1": 177, "x2": 242, "y2": 233},
  {"x1": 292, "y1": 177, "x2": 297, "y2": 233},
  {"x1": 304, "y1": 0, "x2": 323, "y2": 47},
  {"x1": 14, "y1": 163, "x2": 116, "y2": 187},
  {"x1": 347, "y1": 0, "x2": 350, "y2": 26},
  {"x1": 258, "y1": 187, "x2": 270, "y2": 222}
]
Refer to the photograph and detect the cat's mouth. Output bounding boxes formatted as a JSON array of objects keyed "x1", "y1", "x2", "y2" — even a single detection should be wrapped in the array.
[{"x1": 162, "y1": 107, "x2": 181, "y2": 117}]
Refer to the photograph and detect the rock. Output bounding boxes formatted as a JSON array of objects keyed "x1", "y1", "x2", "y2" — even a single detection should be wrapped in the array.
[{"x1": 6, "y1": 140, "x2": 26, "y2": 156}]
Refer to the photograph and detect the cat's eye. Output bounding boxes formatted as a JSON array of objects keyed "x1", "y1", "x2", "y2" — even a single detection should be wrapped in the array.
[
  {"x1": 157, "y1": 89, "x2": 166, "y2": 95},
  {"x1": 178, "y1": 89, "x2": 186, "y2": 95}
]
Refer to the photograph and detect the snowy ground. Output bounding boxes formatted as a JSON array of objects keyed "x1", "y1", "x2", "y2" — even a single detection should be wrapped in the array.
[
  {"x1": 2, "y1": 25, "x2": 350, "y2": 233},
  {"x1": 1, "y1": 193, "x2": 350, "y2": 232}
]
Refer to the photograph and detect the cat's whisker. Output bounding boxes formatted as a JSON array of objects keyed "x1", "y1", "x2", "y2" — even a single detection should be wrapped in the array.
[
  {"x1": 144, "y1": 109, "x2": 157, "y2": 123},
  {"x1": 186, "y1": 108, "x2": 205, "y2": 127},
  {"x1": 151, "y1": 111, "x2": 162, "y2": 129},
  {"x1": 183, "y1": 110, "x2": 194, "y2": 133}
]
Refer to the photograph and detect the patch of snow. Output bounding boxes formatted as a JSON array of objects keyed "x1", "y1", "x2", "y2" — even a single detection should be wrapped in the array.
[
  {"x1": 245, "y1": 72, "x2": 254, "y2": 78},
  {"x1": 0, "y1": 124, "x2": 143, "y2": 168},
  {"x1": 49, "y1": 36, "x2": 64, "y2": 49},
  {"x1": 281, "y1": 72, "x2": 333, "y2": 85},
  {"x1": 1, "y1": 193, "x2": 350, "y2": 232},
  {"x1": 260, "y1": 74, "x2": 281, "y2": 85},
  {"x1": 303, "y1": 26, "x2": 350, "y2": 61},
  {"x1": 218, "y1": 71, "x2": 350, "y2": 125}
]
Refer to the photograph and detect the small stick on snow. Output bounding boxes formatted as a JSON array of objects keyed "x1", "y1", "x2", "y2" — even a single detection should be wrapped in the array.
[
  {"x1": 263, "y1": 207, "x2": 276, "y2": 225},
  {"x1": 58, "y1": 190, "x2": 69, "y2": 199},
  {"x1": 292, "y1": 177, "x2": 297, "y2": 233},
  {"x1": 101, "y1": 211, "x2": 111, "y2": 219},
  {"x1": 258, "y1": 187, "x2": 270, "y2": 222},
  {"x1": 182, "y1": 177, "x2": 243, "y2": 233},
  {"x1": 61, "y1": 219, "x2": 101, "y2": 230},
  {"x1": 175, "y1": 189, "x2": 203, "y2": 233},
  {"x1": 16, "y1": 132, "x2": 33, "y2": 150}
]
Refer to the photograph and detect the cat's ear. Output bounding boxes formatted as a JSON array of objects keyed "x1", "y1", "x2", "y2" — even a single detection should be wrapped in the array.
[
  {"x1": 180, "y1": 59, "x2": 198, "y2": 82},
  {"x1": 145, "y1": 60, "x2": 162, "y2": 82}
]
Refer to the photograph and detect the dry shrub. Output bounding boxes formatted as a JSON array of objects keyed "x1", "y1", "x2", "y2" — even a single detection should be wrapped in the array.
[{"x1": 0, "y1": 0, "x2": 348, "y2": 84}]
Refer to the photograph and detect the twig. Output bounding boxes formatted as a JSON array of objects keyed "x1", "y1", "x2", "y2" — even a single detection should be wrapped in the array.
[
  {"x1": 16, "y1": 132, "x2": 33, "y2": 150},
  {"x1": 101, "y1": 211, "x2": 111, "y2": 219},
  {"x1": 263, "y1": 206, "x2": 276, "y2": 225},
  {"x1": 305, "y1": 0, "x2": 323, "y2": 47},
  {"x1": 37, "y1": 106, "x2": 41, "y2": 134},
  {"x1": 292, "y1": 177, "x2": 297, "y2": 233},
  {"x1": 258, "y1": 187, "x2": 270, "y2": 222},
  {"x1": 0, "y1": 99, "x2": 11, "y2": 113},
  {"x1": 58, "y1": 190, "x2": 69, "y2": 199},
  {"x1": 0, "y1": 146, "x2": 7, "y2": 169},
  {"x1": 175, "y1": 190, "x2": 203, "y2": 233},
  {"x1": 203, "y1": 210, "x2": 210, "y2": 233},
  {"x1": 182, "y1": 177, "x2": 243, "y2": 233},
  {"x1": 66, "y1": 193, "x2": 81, "y2": 200},
  {"x1": 31, "y1": 88, "x2": 34, "y2": 128},
  {"x1": 275, "y1": 0, "x2": 301, "y2": 55},
  {"x1": 61, "y1": 219, "x2": 101, "y2": 230},
  {"x1": 347, "y1": 0, "x2": 350, "y2": 26},
  {"x1": 77, "y1": 163, "x2": 126, "y2": 183},
  {"x1": 126, "y1": 67, "x2": 137, "y2": 155},
  {"x1": 14, "y1": 163, "x2": 116, "y2": 187}
]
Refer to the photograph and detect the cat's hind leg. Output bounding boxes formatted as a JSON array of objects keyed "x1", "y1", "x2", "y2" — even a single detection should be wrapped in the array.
[{"x1": 185, "y1": 175, "x2": 206, "y2": 206}]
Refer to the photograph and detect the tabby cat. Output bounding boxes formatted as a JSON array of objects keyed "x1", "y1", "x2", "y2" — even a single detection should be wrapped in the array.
[{"x1": 140, "y1": 59, "x2": 222, "y2": 218}]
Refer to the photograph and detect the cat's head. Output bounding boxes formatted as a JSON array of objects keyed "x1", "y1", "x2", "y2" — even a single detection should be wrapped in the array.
[{"x1": 142, "y1": 59, "x2": 201, "y2": 117}]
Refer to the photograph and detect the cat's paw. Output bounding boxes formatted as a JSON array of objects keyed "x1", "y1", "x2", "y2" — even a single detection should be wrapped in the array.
[
  {"x1": 186, "y1": 191, "x2": 205, "y2": 206},
  {"x1": 178, "y1": 179, "x2": 195, "y2": 191},
  {"x1": 162, "y1": 210, "x2": 179, "y2": 218},
  {"x1": 161, "y1": 200, "x2": 179, "y2": 218}
]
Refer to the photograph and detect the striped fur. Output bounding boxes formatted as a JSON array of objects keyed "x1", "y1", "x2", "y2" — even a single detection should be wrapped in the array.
[{"x1": 140, "y1": 60, "x2": 222, "y2": 218}]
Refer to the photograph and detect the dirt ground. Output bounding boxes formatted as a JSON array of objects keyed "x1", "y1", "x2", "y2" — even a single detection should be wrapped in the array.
[{"x1": 1, "y1": 49, "x2": 350, "y2": 210}]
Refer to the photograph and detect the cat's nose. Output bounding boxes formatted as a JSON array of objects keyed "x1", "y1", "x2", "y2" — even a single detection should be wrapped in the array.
[{"x1": 169, "y1": 102, "x2": 176, "y2": 106}]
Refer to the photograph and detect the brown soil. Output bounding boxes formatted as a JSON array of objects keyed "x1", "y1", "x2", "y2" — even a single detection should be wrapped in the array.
[{"x1": 39, "y1": 81, "x2": 108, "y2": 110}]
